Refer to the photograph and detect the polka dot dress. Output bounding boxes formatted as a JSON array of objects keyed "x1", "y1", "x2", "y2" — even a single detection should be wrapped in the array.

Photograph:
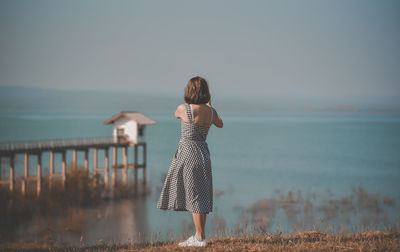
[{"x1": 157, "y1": 104, "x2": 214, "y2": 214}]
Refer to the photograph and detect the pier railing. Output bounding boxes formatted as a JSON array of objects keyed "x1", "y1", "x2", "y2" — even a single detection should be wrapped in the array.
[{"x1": 0, "y1": 136, "x2": 124, "y2": 154}]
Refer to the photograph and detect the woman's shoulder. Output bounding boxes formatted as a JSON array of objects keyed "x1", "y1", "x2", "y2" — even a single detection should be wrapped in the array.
[
  {"x1": 174, "y1": 104, "x2": 188, "y2": 119},
  {"x1": 177, "y1": 103, "x2": 188, "y2": 110}
]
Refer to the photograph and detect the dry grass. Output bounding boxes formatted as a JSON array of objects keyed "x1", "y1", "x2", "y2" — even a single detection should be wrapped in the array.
[{"x1": 1, "y1": 230, "x2": 399, "y2": 251}]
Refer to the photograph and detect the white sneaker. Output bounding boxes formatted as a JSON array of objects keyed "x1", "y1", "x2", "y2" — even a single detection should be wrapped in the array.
[{"x1": 178, "y1": 235, "x2": 207, "y2": 247}]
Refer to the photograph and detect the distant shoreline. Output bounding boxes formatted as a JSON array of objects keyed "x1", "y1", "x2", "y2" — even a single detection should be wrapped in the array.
[{"x1": 1, "y1": 85, "x2": 400, "y2": 115}]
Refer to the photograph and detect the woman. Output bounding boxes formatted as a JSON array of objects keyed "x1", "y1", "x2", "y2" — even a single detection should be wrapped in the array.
[{"x1": 156, "y1": 76, "x2": 223, "y2": 247}]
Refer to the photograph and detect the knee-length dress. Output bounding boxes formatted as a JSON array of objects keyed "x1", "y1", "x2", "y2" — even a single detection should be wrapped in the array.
[{"x1": 156, "y1": 104, "x2": 214, "y2": 214}]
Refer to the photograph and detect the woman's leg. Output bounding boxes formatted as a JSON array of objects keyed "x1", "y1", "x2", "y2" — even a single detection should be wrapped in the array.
[{"x1": 192, "y1": 213, "x2": 207, "y2": 240}]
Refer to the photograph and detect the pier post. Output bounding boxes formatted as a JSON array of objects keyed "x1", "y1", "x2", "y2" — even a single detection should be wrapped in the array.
[
  {"x1": 122, "y1": 146, "x2": 127, "y2": 187},
  {"x1": 22, "y1": 153, "x2": 29, "y2": 195},
  {"x1": 112, "y1": 147, "x2": 117, "y2": 187},
  {"x1": 72, "y1": 149, "x2": 77, "y2": 171},
  {"x1": 61, "y1": 151, "x2": 66, "y2": 188},
  {"x1": 49, "y1": 151, "x2": 54, "y2": 189},
  {"x1": 143, "y1": 143, "x2": 147, "y2": 186},
  {"x1": 9, "y1": 154, "x2": 15, "y2": 191},
  {"x1": 36, "y1": 152, "x2": 42, "y2": 196},
  {"x1": 84, "y1": 149, "x2": 89, "y2": 172},
  {"x1": 93, "y1": 148, "x2": 98, "y2": 186},
  {"x1": 93, "y1": 148, "x2": 109, "y2": 188},
  {"x1": 134, "y1": 145, "x2": 138, "y2": 191},
  {"x1": 104, "y1": 148, "x2": 109, "y2": 189}
]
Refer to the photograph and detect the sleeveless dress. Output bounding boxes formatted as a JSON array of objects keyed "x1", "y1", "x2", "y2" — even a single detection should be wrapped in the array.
[{"x1": 156, "y1": 104, "x2": 214, "y2": 214}]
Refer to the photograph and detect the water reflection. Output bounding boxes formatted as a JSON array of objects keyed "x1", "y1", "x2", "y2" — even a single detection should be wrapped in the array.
[
  {"x1": 233, "y1": 186, "x2": 399, "y2": 235},
  {"x1": 3, "y1": 184, "x2": 400, "y2": 246},
  {"x1": 15, "y1": 197, "x2": 149, "y2": 246}
]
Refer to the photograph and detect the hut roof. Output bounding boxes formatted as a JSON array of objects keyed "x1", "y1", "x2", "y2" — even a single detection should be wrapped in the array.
[{"x1": 104, "y1": 111, "x2": 157, "y2": 125}]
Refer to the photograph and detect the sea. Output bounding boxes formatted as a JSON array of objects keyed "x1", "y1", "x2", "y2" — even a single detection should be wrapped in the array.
[{"x1": 0, "y1": 110, "x2": 399, "y2": 245}]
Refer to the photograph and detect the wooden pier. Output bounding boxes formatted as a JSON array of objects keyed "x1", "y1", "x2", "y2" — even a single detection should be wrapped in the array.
[{"x1": 0, "y1": 136, "x2": 147, "y2": 196}]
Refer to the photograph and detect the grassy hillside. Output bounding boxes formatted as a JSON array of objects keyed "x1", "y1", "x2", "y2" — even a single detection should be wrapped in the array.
[{"x1": 1, "y1": 230, "x2": 399, "y2": 251}]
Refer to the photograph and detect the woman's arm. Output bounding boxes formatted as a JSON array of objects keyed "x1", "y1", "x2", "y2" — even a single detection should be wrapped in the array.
[
  {"x1": 213, "y1": 109, "x2": 223, "y2": 128},
  {"x1": 207, "y1": 100, "x2": 223, "y2": 128},
  {"x1": 174, "y1": 104, "x2": 186, "y2": 119}
]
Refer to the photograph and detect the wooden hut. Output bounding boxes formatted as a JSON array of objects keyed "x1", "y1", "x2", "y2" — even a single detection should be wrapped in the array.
[{"x1": 104, "y1": 111, "x2": 157, "y2": 144}]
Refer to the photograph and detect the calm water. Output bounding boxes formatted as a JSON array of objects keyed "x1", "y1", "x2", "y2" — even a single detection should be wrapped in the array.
[{"x1": 1, "y1": 111, "x2": 400, "y2": 245}]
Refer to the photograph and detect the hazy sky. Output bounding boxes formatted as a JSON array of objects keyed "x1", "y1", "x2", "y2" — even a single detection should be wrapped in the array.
[{"x1": 0, "y1": 0, "x2": 399, "y2": 98}]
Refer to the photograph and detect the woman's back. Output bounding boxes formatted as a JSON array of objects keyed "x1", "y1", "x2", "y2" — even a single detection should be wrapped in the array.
[
  {"x1": 180, "y1": 104, "x2": 213, "y2": 142},
  {"x1": 188, "y1": 104, "x2": 214, "y2": 126},
  {"x1": 176, "y1": 103, "x2": 223, "y2": 128}
]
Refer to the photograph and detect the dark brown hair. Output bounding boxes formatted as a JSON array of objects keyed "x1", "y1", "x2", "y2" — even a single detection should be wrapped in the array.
[{"x1": 184, "y1": 76, "x2": 211, "y2": 104}]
